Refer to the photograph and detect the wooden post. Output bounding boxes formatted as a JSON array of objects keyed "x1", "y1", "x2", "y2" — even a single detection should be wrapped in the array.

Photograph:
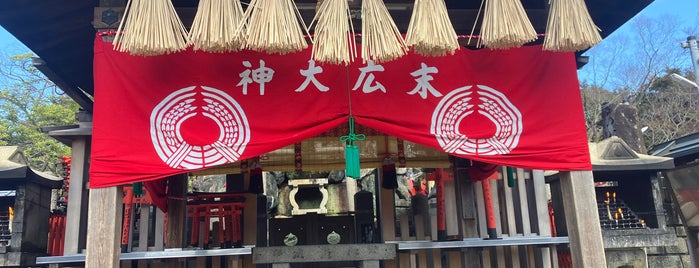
[
  {"x1": 165, "y1": 175, "x2": 188, "y2": 268},
  {"x1": 559, "y1": 171, "x2": 606, "y2": 267},
  {"x1": 533, "y1": 170, "x2": 554, "y2": 268},
  {"x1": 166, "y1": 174, "x2": 188, "y2": 248},
  {"x1": 85, "y1": 186, "x2": 123, "y2": 268},
  {"x1": 64, "y1": 137, "x2": 89, "y2": 254}
]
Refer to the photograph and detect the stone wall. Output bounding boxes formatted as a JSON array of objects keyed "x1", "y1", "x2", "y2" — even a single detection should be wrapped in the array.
[{"x1": 646, "y1": 226, "x2": 692, "y2": 268}]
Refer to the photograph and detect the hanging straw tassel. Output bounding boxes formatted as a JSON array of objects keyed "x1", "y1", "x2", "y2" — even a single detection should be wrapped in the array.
[
  {"x1": 188, "y1": 0, "x2": 247, "y2": 52},
  {"x1": 405, "y1": 0, "x2": 459, "y2": 57},
  {"x1": 311, "y1": 0, "x2": 357, "y2": 65},
  {"x1": 361, "y1": 0, "x2": 408, "y2": 63},
  {"x1": 479, "y1": 0, "x2": 538, "y2": 49},
  {"x1": 543, "y1": 0, "x2": 601, "y2": 51},
  {"x1": 242, "y1": 0, "x2": 311, "y2": 54},
  {"x1": 113, "y1": 0, "x2": 189, "y2": 56}
]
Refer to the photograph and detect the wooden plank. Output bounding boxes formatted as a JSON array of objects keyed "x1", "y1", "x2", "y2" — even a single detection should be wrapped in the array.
[
  {"x1": 443, "y1": 179, "x2": 459, "y2": 237},
  {"x1": 432, "y1": 249, "x2": 442, "y2": 268},
  {"x1": 516, "y1": 168, "x2": 532, "y2": 235},
  {"x1": 533, "y1": 170, "x2": 551, "y2": 237},
  {"x1": 414, "y1": 215, "x2": 429, "y2": 268},
  {"x1": 527, "y1": 245, "x2": 536, "y2": 268},
  {"x1": 481, "y1": 248, "x2": 491, "y2": 268},
  {"x1": 137, "y1": 205, "x2": 150, "y2": 251},
  {"x1": 509, "y1": 246, "x2": 521, "y2": 268},
  {"x1": 559, "y1": 171, "x2": 607, "y2": 267},
  {"x1": 243, "y1": 194, "x2": 257, "y2": 245},
  {"x1": 490, "y1": 179, "x2": 503, "y2": 236},
  {"x1": 380, "y1": 188, "x2": 396, "y2": 241},
  {"x1": 498, "y1": 167, "x2": 519, "y2": 268},
  {"x1": 474, "y1": 181, "x2": 487, "y2": 238},
  {"x1": 452, "y1": 165, "x2": 467, "y2": 239},
  {"x1": 64, "y1": 137, "x2": 88, "y2": 254},
  {"x1": 384, "y1": 259, "x2": 398, "y2": 268},
  {"x1": 535, "y1": 173, "x2": 554, "y2": 268},
  {"x1": 85, "y1": 186, "x2": 123, "y2": 268},
  {"x1": 166, "y1": 175, "x2": 188, "y2": 249},
  {"x1": 346, "y1": 179, "x2": 358, "y2": 212},
  {"x1": 495, "y1": 246, "x2": 506, "y2": 267},
  {"x1": 212, "y1": 255, "x2": 221, "y2": 267},
  {"x1": 400, "y1": 213, "x2": 411, "y2": 240},
  {"x1": 154, "y1": 209, "x2": 165, "y2": 251},
  {"x1": 399, "y1": 252, "x2": 411, "y2": 268},
  {"x1": 195, "y1": 257, "x2": 206, "y2": 268},
  {"x1": 502, "y1": 167, "x2": 518, "y2": 235},
  {"x1": 541, "y1": 246, "x2": 553, "y2": 268},
  {"x1": 431, "y1": 208, "x2": 438, "y2": 240},
  {"x1": 550, "y1": 245, "x2": 559, "y2": 268},
  {"x1": 448, "y1": 250, "x2": 462, "y2": 267},
  {"x1": 229, "y1": 256, "x2": 241, "y2": 268}
]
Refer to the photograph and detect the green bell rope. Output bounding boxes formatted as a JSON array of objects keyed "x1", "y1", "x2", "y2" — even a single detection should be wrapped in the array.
[
  {"x1": 506, "y1": 167, "x2": 515, "y2": 188},
  {"x1": 340, "y1": 116, "x2": 365, "y2": 179},
  {"x1": 133, "y1": 182, "x2": 144, "y2": 197}
]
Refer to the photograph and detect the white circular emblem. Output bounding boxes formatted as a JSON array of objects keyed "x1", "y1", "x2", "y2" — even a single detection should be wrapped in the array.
[
  {"x1": 430, "y1": 85, "x2": 522, "y2": 155},
  {"x1": 150, "y1": 86, "x2": 250, "y2": 169}
]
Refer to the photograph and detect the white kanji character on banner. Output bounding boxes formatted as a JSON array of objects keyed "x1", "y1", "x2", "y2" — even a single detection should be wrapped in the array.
[
  {"x1": 407, "y1": 63, "x2": 442, "y2": 99},
  {"x1": 236, "y1": 60, "x2": 275, "y2": 95},
  {"x1": 295, "y1": 60, "x2": 329, "y2": 92},
  {"x1": 351, "y1": 60, "x2": 386, "y2": 93}
]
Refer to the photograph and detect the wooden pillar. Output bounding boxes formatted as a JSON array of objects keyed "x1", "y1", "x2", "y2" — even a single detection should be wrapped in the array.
[
  {"x1": 85, "y1": 186, "x2": 123, "y2": 268},
  {"x1": 64, "y1": 136, "x2": 90, "y2": 254},
  {"x1": 166, "y1": 174, "x2": 188, "y2": 248},
  {"x1": 559, "y1": 171, "x2": 606, "y2": 267},
  {"x1": 533, "y1": 170, "x2": 553, "y2": 268},
  {"x1": 165, "y1": 174, "x2": 188, "y2": 268}
]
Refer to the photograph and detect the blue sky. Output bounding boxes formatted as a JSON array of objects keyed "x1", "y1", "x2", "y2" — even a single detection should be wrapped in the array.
[{"x1": 577, "y1": 0, "x2": 699, "y2": 83}]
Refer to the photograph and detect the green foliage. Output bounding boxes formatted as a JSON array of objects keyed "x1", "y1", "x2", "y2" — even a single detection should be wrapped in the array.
[{"x1": 0, "y1": 53, "x2": 78, "y2": 174}]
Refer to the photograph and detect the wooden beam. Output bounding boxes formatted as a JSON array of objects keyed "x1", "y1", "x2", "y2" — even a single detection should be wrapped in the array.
[
  {"x1": 380, "y1": 187, "x2": 396, "y2": 241},
  {"x1": 533, "y1": 170, "x2": 553, "y2": 268},
  {"x1": 166, "y1": 174, "x2": 188, "y2": 249},
  {"x1": 85, "y1": 186, "x2": 123, "y2": 268},
  {"x1": 559, "y1": 171, "x2": 606, "y2": 267},
  {"x1": 164, "y1": 175, "x2": 188, "y2": 267},
  {"x1": 63, "y1": 137, "x2": 89, "y2": 254},
  {"x1": 93, "y1": 7, "x2": 549, "y2": 36}
]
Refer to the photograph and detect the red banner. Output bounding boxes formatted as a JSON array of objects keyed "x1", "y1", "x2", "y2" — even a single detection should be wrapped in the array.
[{"x1": 90, "y1": 36, "x2": 590, "y2": 188}]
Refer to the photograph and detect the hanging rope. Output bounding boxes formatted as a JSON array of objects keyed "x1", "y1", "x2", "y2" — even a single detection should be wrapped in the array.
[
  {"x1": 112, "y1": 0, "x2": 189, "y2": 56},
  {"x1": 340, "y1": 115, "x2": 365, "y2": 179}
]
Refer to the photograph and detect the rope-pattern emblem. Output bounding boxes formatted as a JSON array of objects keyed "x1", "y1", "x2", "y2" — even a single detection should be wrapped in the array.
[
  {"x1": 150, "y1": 86, "x2": 250, "y2": 169},
  {"x1": 431, "y1": 85, "x2": 522, "y2": 155}
]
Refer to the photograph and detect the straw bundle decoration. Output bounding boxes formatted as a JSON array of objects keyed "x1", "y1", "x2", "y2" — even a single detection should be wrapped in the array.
[
  {"x1": 479, "y1": 0, "x2": 537, "y2": 49},
  {"x1": 543, "y1": 0, "x2": 602, "y2": 51},
  {"x1": 311, "y1": 0, "x2": 357, "y2": 65},
  {"x1": 188, "y1": 0, "x2": 247, "y2": 52},
  {"x1": 405, "y1": 0, "x2": 459, "y2": 57},
  {"x1": 242, "y1": 0, "x2": 311, "y2": 54},
  {"x1": 361, "y1": 0, "x2": 409, "y2": 63},
  {"x1": 113, "y1": 0, "x2": 189, "y2": 56}
]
